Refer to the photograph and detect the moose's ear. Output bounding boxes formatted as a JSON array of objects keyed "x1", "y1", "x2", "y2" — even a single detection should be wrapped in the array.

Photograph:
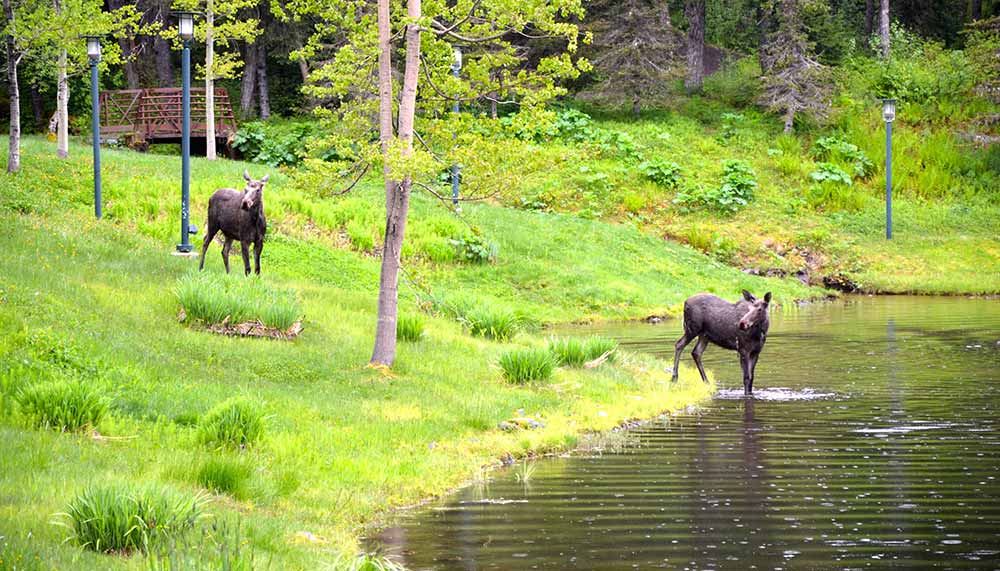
[
  {"x1": 764, "y1": 292, "x2": 772, "y2": 304},
  {"x1": 260, "y1": 174, "x2": 269, "y2": 184},
  {"x1": 742, "y1": 289, "x2": 755, "y2": 302},
  {"x1": 243, "y1": 170, "x2": 252, "y2": 182}
]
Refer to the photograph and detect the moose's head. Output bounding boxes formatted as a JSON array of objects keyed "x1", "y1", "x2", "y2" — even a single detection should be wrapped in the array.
[
  {"x1": 241, "y1": 170, "x2": 270, "y2": 211},
  {"x1": 738, "y1": 290, "x2": 771, "y2": 331}
]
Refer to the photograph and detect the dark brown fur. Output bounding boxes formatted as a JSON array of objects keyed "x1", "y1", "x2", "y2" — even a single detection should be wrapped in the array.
[
  {"x1": 670, "y1": 290, "x2": 771, "y2": 395},
  {"x1": 199, "y1": 171, "x2": 269, "y2": 275}
]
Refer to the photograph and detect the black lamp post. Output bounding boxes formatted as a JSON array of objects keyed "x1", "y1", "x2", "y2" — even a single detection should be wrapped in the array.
[
  {"x1": 85, "y1": 35, "x2": 102, "y2": 219},
  {"x1": 175, "y1": 11, "x2": 197, "y2": 253},
  {"x1": 451, "y1": 46, "x2": 462, "y2": 207},
  {"x1": 882, "y1": 98, "x2": 896, "y2": 240}
]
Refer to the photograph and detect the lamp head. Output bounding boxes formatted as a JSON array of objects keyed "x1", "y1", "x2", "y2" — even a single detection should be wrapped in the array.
[
  {"x1": 175, "y1": 11, "x2": 196, "y2": 41},
  {"x1": 451, "y1": 46, "x2": 462, "y2": 71},
  {"x1": 881, "y1": 98, "x2": 896, "y2": 123},
  {"x1": 85, "y1": 36, "x2": 101, "y2": 61}
]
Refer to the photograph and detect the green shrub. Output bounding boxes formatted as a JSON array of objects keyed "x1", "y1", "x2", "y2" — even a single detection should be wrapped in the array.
[
  {"x1": 16, "y1": 379, "x2": 107, "y2": 432},
  {"x1": 461, "y1": 306, "x2": 532, "y2": 341},
  {"x1": 673, "y1": 160, "x2": 757, "y2": 215},
  {"x1": 450, "y1": 232, "x2": 499, "y2": 264},
  {"x1": 396, "y1": 314, "x2": 425, "y2": 342},
  {"x1": 809, "y1": 162, "x2": 854, "y2": 186},
  {"x1": 638, "y1": 159, "x2": 683, "y2": 188},
  {"x1": 176, "y1": 272, "x2": 302, "y2": 330},
  {"x1": 813, "y1": 135, "x2": 874, "y2": 179},
  {"x1": 498, "y1": 348, "x2": 556, "y2": 384},
  {"x1": 61, "y1": 484, "x2": 206, "y2": 554},
  {"x1": 198, "y1": 398, "x2": 266, "y2": 449},
  {"x1": 196, "y1": 457, "x2": 253, "y2": 499},
  {"x1": 329, "y1": 553, "x2": 407, "y2": 571}
]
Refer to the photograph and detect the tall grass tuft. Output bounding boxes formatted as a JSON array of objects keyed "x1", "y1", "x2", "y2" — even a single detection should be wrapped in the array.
[
  {"x1": 176, "y1": 272, "x2": 301, "y2": 329},
  {"x1": 396, "y1": 314, "x2": 425, "y2": 342},
  {"x1": 329, "y1": 553, "x2": 407, "y2": 571},
  {"x1": 547, "y1": 336, "x2": 618, "y2": 367},
  {"x1": 61, "y1": 484, "x2": 206, "y2": 554},
  {"x1": 461, "y1": 306, "x2": 533, "y2": 341},
  {"x1": 147, "y1": 516, "x2": 266, "y2": 571},
  {"x1": 198, "y1": 398, "x2": 266, "y2": 449},
  {"x1": 15, "y1": 379, "x2": 107, "y2": 431},
  {"x1": 195, "y1": 457, "x2": 253, "y2": 499},
  {"x1": 498, "y1": 348, "x2": 555, "y2": 384}
]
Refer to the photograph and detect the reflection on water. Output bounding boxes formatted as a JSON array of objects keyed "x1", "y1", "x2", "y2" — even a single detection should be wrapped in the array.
[{"x1": 372, "y1": 296, "x2": 1000, "y2": 570}]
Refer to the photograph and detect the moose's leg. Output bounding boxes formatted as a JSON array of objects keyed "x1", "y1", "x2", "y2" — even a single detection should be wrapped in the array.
[
  {"x1": 253, "y1": 240, "x2": 263, "y2": 275},
  {"x1": 671, "y1": 332, "x2": 696, "y2": 382},
  {"x1": 691, "y1": 336, "x2": 710, "y2": 383},
  {"x1": 240, "y1": 241, "x2": 252, "y2": 276},
  {"x1": 740, "y1": 353, "x2": 752, "y2": 395},
  {"x1": 748, "y1": 352, "x2": 760, "y2": 395},
  {"x1": 221, "y1": 238, "x2": 233, "y2": 274},
  {"x1": 199, "y1": 223, "x2": 219, "y2": 271}
]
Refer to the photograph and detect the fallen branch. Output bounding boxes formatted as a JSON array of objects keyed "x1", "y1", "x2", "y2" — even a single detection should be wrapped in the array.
[{"x1": 584, "y1": 350, "x2": 613, "y2": 369}]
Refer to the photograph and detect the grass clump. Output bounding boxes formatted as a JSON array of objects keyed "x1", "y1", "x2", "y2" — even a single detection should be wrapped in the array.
[
  {"x1": 15, "y1": 379, "x2": 107, "y2": 432},
  {"x1": 147, "y1": 516, "x2": 264, "y2": 571},
  {"x1": 396, "y1": 314, "x2": 425, "y2": 342},
  {"x1": 176, "y1": 272, "x2": 301, "y2": 330},
  {"x1": 498, "y1": 348, "x2": 556, "y2": 384},
  {"x1": 198, "y1": 398, "x2": 266, "y2": 449},
  {"x1": 547, "y1": 336, "x2": 618, "y2": 367},
  {"x1": 195, "y1": 457, "x2": 253, "y2": 499},
  {"x1": 461, "y1": 306, "x2": 532, "y2": 341},
  {"x1": 61, "y1": 484, "x2": 206, "y2": 554},
  {"x1": 329, "y1": 553, "x2": 407, "y2": 571}
]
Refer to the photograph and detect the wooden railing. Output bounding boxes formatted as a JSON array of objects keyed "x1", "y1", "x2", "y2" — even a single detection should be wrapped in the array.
[{"x1": 99, "y1": 88, "x2": 238, "y2": 146}]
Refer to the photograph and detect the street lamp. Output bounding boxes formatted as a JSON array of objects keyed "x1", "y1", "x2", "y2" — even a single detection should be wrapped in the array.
[
  {"x1": 450, "y1": 46, "x2": 462, "y2": 207},
  {"x1": 882, "y1": 98, "x2": 896, "y2": 240},
  {"x1": 85, "y1": 35, "x2": 102, "y2": 219},
  {"x1": 175, "y1": 11, "x2": 197, "y2": 253}
]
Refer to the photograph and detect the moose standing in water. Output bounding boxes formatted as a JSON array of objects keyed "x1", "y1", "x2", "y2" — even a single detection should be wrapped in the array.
[
  {"x1": 671, "y1": 290, "x2": 771, "y2": 395},
  {"x1": 199, "y1": 171, "x2": 269, "y2": 275}
]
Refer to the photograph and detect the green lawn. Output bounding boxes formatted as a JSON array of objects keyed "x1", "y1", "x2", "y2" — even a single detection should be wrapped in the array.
[{"x1": 0, "y1": 137, "x2": 818, "y2": 569}]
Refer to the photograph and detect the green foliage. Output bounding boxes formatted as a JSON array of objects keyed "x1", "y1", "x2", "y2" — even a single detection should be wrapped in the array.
[
  {"x1": 552, "y1": 108, "x2": 597, "y2": 142},
  {"x1": 460, "y1": 306, "x2": 532, "y2": 341},
  {"x1": 674, "y1": 160, "x2": 757, "y2": 215},
  {"x1": 60, "y1": 484, "x2": 206, "y2": 554},
  {"x1": 805, "y1": 181, "x2": 868, "y2": 212},
  {"x1": 718, "y1": 113, "x2": 747, "y2": 143},
  {"x1": 233, "y1": 121, "x2": 331, "y2": 167},
  {"x1": 328, "y1": 554, "x2": 406, "y2": 571},
  {"x1": 638, "y1": 159, "x2": 682, "y2": 188},
  {"x1": 396, "y1": 314, "x2": 425, "y2": 342},
  {"x1": 813, "y1": 136, "x2": 874, "y2": 179},
  {"x1": 195, "y1": 457, "x2": 253, "y2": 499},
  {"x1": 0, "y1": 534, "x2": 44, "y2": 571},
  {"x1": 547, "y1": 336, "x2": 618, "y2": 367},
  {"x1": 198, "y1": 398, "x2": 266, "y2": 449},
  {"x1": 498, "y1": 348, "x2": 556, "y2": 384},
  {"x1": 175, "y1": 272, "x2": 302, "y2": 330},
  {"x1": 809, "y1": 162, "x2": 854, "y2": 186},
  {"x1": 15, "y1": 379, "x2": 107, "y2": 432},
  {"x1": 449, "y1": 232, "x2": 499, "y2": 264}
]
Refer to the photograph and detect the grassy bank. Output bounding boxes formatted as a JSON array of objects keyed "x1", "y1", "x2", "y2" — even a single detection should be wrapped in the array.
[{"x1": 0, "y1": 137, "x2": 814, "y2": 569}]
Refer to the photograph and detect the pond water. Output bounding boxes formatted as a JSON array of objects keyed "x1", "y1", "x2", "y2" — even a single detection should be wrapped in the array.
[{"x1": 373, "y1": 296, "x2": 1000, "y2": 570}]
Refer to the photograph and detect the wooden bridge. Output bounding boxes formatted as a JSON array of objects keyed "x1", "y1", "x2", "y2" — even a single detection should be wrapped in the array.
[{"x1": 99, "y1": 88, "x2": 238, "y2": 151}]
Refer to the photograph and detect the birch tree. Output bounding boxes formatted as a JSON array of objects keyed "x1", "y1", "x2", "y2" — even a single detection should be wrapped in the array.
[
  {"x1": 879, "y1": 0, "x2": 889, "y2": 58},
  {"x1": 292, "y1": 0, "x2": 586, "y2": 366}
]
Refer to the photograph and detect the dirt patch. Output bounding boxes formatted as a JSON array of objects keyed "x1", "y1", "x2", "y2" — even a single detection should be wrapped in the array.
[{"x1": 178, "y1": 309, "x2": 303, "y2": 340}]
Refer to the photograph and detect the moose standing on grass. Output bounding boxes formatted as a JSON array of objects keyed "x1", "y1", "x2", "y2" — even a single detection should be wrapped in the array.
[
  {"x1": 199, "y1": 171, "x2": 269, "y2": 275},
  {"x1": 671, "y1": 290, "x2": 771, "y2": 395}
]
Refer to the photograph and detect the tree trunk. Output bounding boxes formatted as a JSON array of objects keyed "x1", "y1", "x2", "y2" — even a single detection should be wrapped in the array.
[
  {"x1": 757, "y1": 2, "x2": 774, "y2": 73},
  {"x1": 684, "y1": 0, "x2": 705, "y2": 93},
  {"x1": 864, "y1": 0, "x2": 874, "y2": 39},
  {"x1": 5, "y1": 0, "x2": 20, "y2": 174},
  {"x1": 879, "y1": 0, "x2": 890, "y2": 59},
  {"x1": 783, "y1": 107, "x2": 794, "y2": 133},
  {"x1": 377, "y1": 0, "x2": 394, "y2": 214},
  {"x1": 632, "y1": 95, "x2": 641, "y2": 116},
  {"x1": 205, "y1": 0, "x2": 216, "y2": 160},
  {"x1": 257, "y1": 48, "x2": 270, "y2": 119},
  {"x1": 371, "y1": 0, "x2": 421, "y2": 367},
  {"x1": 56, "y1": 51, "x2": 69, "y2": 158},
  {"x1": 120, "y1": 38, "x2": 140, "y2": 89},
  {"x1": 153, "y1": 35, "x2": 173, "y2": 86},
  {"x1": 971, "y1": 0, "x2": 982, "y2": 20},
  {"x1": 30, "y1": 81, "x2": 44, "y2": 130},
  {"x1": 240, "y1": 41, "x2": 257, "y2": 118}
]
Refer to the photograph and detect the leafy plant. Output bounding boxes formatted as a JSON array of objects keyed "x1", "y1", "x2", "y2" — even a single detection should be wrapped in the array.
[
  {"x1": 552, "y1": 108, "x2": 596, "y2": 142},
  {"x1": 676, "y1": 160, "x2": 758, "y2": 215},
  {"x1": 809, "y1": 162, "x2": 854, "y2": 185},
  {"x1": 718, "y1": 112, "x2": 746, "y2": 142},
  {"x1": 813, "y1": 136, "x2": 874, "y2": 179},
  {"x1": 450, "y1": 232, "x2": 499, "y2": 264},
  {"x1": 638, "y1": 159, "x2": 682, "y2": 188},
  {"x1": 396, "y1": 314, "x2": 425, "y2": 342},
  {"x1": 16, "y1": 379, "x2": 107, "y2": 432},
  {"x1": 195, "y1": 457, "x2": 253, "y2": 499},
  {"x1": 498, "y1": 348, "x2": 556, "y2": 384},
  {"x1": 60, "y1": 484, "x2": 206, "y2": 554},
  {"x1": 198, "y1": 398, "x2": 266, "y2": 449}
]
